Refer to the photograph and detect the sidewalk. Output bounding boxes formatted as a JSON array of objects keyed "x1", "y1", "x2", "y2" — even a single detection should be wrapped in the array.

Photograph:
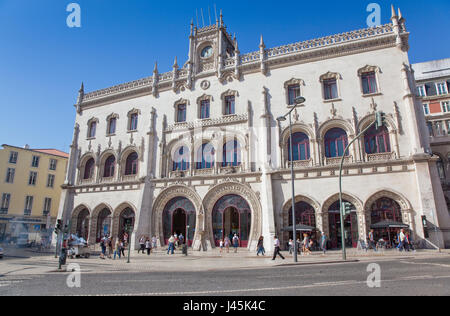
[{"x1": 1, "y1": 246, "x2": 449, "y2": 276}]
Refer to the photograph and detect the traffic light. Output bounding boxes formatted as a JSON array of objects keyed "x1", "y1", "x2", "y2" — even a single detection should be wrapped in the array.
[
  {"x1": 375, "y1": 111, "x2": 386, "y2": 129},
  {"x1": 55, "y1": 219, "x2": 62, "y2": 235},
  {"x1": 342, "y1": 202, "x2": 352, "y2": 215}
]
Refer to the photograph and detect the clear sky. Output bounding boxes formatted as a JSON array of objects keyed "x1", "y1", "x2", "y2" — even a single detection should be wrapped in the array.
[{"x1": 0, "y1": 0, "x2": 449, "y2": 153}]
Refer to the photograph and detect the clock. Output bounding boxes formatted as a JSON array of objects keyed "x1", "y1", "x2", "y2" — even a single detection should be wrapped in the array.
[{"x1": 201, "y1": 46, "x2": 213, "y2": 58}]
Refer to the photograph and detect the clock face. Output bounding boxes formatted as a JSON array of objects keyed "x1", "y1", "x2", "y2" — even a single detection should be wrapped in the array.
[{"x1": 201, "y1": 46, "x2": 213, "y2": 58}]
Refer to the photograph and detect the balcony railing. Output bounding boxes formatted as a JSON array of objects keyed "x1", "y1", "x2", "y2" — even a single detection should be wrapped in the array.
[
  {"x1": 288, "y1": 159, "x2": 314, "y2": 169},
  {"x1": 24, "y1": 210, "x2": 31, "y2": 216},
  {"x1": 366, "y1": 152, "x2": 396, "y2": 162},
  {"x1": 0, "y1": 208, "x2": 8, "y2": 215},
  {"x1": 325, "y1": 156, "x2": 353, "y2": 166}
]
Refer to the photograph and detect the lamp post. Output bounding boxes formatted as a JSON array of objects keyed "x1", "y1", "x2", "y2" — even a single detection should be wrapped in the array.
[
  {"x1": 277, "y1": 96, "x2": 306, "y2": 263},
  {"x1": 126, "y1": 224, "x2": 132, "y2": 264}
]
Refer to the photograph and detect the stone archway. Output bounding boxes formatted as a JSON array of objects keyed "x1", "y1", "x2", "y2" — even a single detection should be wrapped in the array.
[
  {"x1": 70, "y1": 204, "x2": 91, "y2": 236},
  {"x1": 112, "y1": 203, "x2": 137, "y2": 243},
  {"x1": 364, "y1": 190, "x2": 413, "y2": 235},
  {"x1": 203, "y1": 182, "x2": 262, "y2": 251},
  {"x1": 152, "y1": 185, "x2": 203, "y2": 250},
  {"x1": 88, "y1": 203, "x2": 113, "y2": 245},
  {"x1": 322, "y1": 193, "x2": 365, "y2": 247},
  {"x1": 281, "y1": 195, "x2": 321, "y2": 246}
]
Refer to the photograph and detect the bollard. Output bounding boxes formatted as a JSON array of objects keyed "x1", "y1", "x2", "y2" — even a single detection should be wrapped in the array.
[{"x1": 182, "y1": 244, "x2": 188, "y2": 256}]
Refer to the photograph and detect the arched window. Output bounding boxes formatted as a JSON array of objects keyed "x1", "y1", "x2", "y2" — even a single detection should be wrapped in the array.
[
  {"x1": 125, "y1": 152, "x2": 138, "y2": 175},
  {"x1": 324, "y1": 128, "x2": 348, "y2": 158},
  {"x1": 129, "y1": 113, "x2": 138, "y2": 131},
  {"x1": 177, "y1": 104, "x2": 187, "y2": 122},
  {"x1": 364, "y1": 125, "x2": 391, "y2": 154},
  {"x1": 173, "y1": 147, "x2": 190, "y2": 171},
  {"x1": 83, "y1": 158, "x2": 95, "y2": 180},
  {"x1": 88, "y1": 121, "x2": 97, "y2": 138},
  {"x1": 196, "y1": 143, "x2": 215, "y2": 169},
  {"x1": 107, "y1": 117, "x2": 117, "y2": 135},
  {"x1": 370, "y1": 198, "x2": 402, "y2": 224},
  {"x1": 437, "y1": 156, "x2": 446, "y2": 181},
  {"x1": 222, "y1": 140, "x2": 241, "y2": 167},
  {"x1": 103, "y1": 155, "x2": 115, "y2": 178},
  {"x1": 288, "y1": 132, "x2": 310, "y2": 161}
]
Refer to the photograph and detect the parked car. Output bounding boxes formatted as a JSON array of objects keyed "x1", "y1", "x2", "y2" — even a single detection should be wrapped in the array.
[{"x1": 0, "y1": 247, "x2": 4, "y2": 259}]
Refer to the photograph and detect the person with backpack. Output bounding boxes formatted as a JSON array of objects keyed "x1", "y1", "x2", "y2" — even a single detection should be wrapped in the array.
[
  {"x1": 368, "y1": 229, "x2": 377, "y2": 252},
  {"x1": 114, "y1": 238, "x2": 122, "y2": 260},
  {"x1": 320, "y1": 232, "x2": 328, "y2": 255},
  {"x1": 100, "y1": 236, "x2": 107, "y2": 260}
]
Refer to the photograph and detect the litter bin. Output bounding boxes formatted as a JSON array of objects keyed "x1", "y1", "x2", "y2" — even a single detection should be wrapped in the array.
[{"x1": 182, "y1": 244, "x2": 188, "y2": 256}]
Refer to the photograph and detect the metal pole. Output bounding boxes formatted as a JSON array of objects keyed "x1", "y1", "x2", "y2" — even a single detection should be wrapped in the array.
[
  {"x1": 339, "y1": 117, "x2": 377, "y2": 261},
  {"x1": 127, "y1": 225, "x2": 131, "y2": 263},
  {"x1": 289, "y1": 112, "x2": 298, "y2": 263}
]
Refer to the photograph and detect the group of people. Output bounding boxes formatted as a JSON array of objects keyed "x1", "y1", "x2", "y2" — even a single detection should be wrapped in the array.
[
  {"x1": 218, "y1": 234, "x2": 240, "y2": 254},
  {"x1": 166, "y1": 233, "x2": 185, "y2": 255},
  {"x1": 366, "y1": 228, "x2": 416, "y2": 252},
  {"x1": 138, "y1": 235, "x2": 159, "y2": 255},
  {"x1": 99, "y1": 235, "x2": 128, "y2": 260},
  {"x1": 287, "y1": 233, "x2": 325, "y2": 256}
]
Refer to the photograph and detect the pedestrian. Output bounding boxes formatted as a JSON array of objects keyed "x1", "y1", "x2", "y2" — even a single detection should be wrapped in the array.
[
  {"x1": 179, "y1": 233, "x2": 185, "y2": 245},
  {"x1": 288, "y1": 239, "x2": 294, "y2": 255},
  {"x1": 224, "y1": 237, "x2": 230, "y2": 253},
  {"x1": 320, "y1": 232, "x2": 327, "y2": 255},
  {"x1": 100, "y1": 236, "x2": 107, "y2": 260},
  {"x1": 174, "y1": 233, "x2": 179, "y2": 247},
  {"x1": 257, "y1": 236, "x2": 265, "y2": 256},
  {"x1": 167, "y1": 235, "x2": 175, "y2": 255},
  {"x1": 145, "y1": 239, "x2": 152, "y2": 255},
  {"x1": 368, "y1": 229, "x2": 377, "y2": 252},
  {"x1": 272, "y1": 236, "x2": 285, "y2": 260},
  {"x1": 302, "y1": 234, "x2": 311, "y2": 255},
  {"x1": 232, "y1": 234, "x2": 239, "y2": 253},
  {"x1": 219, "y1": 239, "x2": 224, "y2": 254},
  {"x1": 114, "y1": 238, "x2": 121, "y2": 260},
  {"x1": 151, "y1": 236, "x2": 157, "y2": 250},
  {"x1": 107, "y1": 237, "x2": 113, "y2": 259},
  {"x1": 406, "y1": 232, "x2": 415, "y2": 252},
  {"x1": 120, "y1": 240, "x2": 125, "y2": 257},
  {"x1": 398, "y1": 229, "x2": 407, "y2": 252},
  {"x1": 138, "y1": 236, "x2": 146, "y2": 254}
]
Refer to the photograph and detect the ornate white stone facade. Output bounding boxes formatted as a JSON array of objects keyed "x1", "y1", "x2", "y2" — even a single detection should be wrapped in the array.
[{"x1": 58, "y1": 8, "x2": 450, "y2": 251}]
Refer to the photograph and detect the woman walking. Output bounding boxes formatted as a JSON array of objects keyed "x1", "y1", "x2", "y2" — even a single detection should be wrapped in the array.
[
  {"x1": 224, "y1": 237, "x2": 230, "y2": 253},
  {"x1": 257, "y1": 236, "x2": 265, "y2": 256},
  {"x1": 145, "y1": 238, "x2": 152, "y2": 255}
]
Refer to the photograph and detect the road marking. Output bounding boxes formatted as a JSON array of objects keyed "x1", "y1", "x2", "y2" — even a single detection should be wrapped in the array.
[
  {"x1": 68, "y1": 275, "x2": 450, "y2": 296},
  {"x1": 400, "y1": 261, "x2": 450, "y2": 269}
]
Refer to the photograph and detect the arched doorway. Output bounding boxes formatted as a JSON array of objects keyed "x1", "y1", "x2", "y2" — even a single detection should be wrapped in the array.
[
  {"x1": 370, "y1": 198, "x2": 403, "y2": 247},
  {"x1": 76, "y1": 209, "x2": 89, "y2": 240},
  {"x1": 118, "y1": 207, "x2": 135, "y2": 243},
  {"x1": 162, "y1": 197, "x2": 196, "y2": 246},
  {"x1": 212, "y1": 195, "x2": 251, "y2": 247},
  {"x1": 96, "y1": 208, "x2": 112, "y2": 242},
  {"x1": 286, "y1": 202, "x2": 317, "y2": 241},
  {"x1": 328, "y1": 200, "x2": 358, "y2": 249}
]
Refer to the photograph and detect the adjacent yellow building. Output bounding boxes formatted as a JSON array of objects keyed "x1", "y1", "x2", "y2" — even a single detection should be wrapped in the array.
[{"x1": 0, "y1": 144, "x2": 68, "y2": 243}]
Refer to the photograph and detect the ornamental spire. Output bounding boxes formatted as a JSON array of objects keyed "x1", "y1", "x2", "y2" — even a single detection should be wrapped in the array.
[
  {"x1": 153, "y1": 62, "x2": 158, "y2": 74},
  {"x1": 259, "y1": 34, "x2": 265, "y2": 48},
  {"x1": 173, "y1": 56, "x2": 178, "y2": 68},
  {"x1": 391, "y1": 4, "x2": 397, "y2": 19}
]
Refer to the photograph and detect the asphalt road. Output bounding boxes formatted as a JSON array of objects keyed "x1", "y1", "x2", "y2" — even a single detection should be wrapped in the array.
[{"x1": 1, "y1": 256, "x2": 449, "y2": 296}]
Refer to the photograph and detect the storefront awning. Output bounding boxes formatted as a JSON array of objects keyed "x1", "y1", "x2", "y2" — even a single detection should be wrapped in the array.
[
  {"x1": 282, "y1": 224, "x2": 315, "y2": 232},
  {"x1": 371, "y1": 221, "x2": 409, "y2": 229}
]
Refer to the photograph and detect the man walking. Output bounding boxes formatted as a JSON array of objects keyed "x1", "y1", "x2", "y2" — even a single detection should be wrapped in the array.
[
  {"x1": 167, "y1": 235, "x2": 175, "y2": 255},
  {"x1": 272, "y1": 236, "x2": 285, "y2": 260}
]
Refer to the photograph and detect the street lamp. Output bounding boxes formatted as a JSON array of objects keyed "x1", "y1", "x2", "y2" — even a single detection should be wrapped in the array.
[{"x1": 277, "y1": 96, "x2": 306, "y2": 263}]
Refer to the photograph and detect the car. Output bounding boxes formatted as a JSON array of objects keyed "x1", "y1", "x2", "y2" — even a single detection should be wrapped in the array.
[{"x1": 0, "y1": 247, "x2": 3, "y2": 259}]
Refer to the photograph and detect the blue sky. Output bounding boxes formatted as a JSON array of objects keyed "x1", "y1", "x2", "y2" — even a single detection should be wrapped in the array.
[{"x1": 0, "y1": 0, "x2": 449, "y2": 152}]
